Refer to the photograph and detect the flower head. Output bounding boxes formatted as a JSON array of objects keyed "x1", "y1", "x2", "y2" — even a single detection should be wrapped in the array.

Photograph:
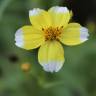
[{"x1": 15, "y1": 6, "x2": 89, "y2": 73}]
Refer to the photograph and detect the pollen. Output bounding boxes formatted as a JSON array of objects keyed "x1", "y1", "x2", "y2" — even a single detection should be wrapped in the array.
[{"x1": 42, "y1": 26, "x2": 63, "y2": 41}]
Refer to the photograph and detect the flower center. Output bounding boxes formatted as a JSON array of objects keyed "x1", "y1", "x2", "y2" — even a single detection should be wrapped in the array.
[{"x1": 42, "y1": 26, "x2": 63, "y2": 41}]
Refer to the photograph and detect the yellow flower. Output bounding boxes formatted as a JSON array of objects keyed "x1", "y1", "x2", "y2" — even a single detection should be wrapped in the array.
[{"x1": 15, "y1": 6, "x2": 89, "y2": 72}]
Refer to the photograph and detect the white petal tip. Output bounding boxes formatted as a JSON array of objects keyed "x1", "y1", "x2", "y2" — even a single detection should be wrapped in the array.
[
  {"x1": 50, "y1": 6, "x2": 69, "y2": 13},
  {"x1": 41, "y1": 61, "x2": 64, "y2": 73},
  {"x1": 80, "y1": 27, "x2": 89, "y2": 42},
  {"x1": 29, "y1": 8, "x2": 41, "y2": 16},
  {"x1": 15, "y1": 28, "x2": 24, "y2": 48}
]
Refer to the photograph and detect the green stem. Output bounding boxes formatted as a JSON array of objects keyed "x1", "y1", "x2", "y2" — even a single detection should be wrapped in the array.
[
  {"x1": 39, "y1": 81, "x2": 65, "y2": 89},
  {"x1": 0, "y1": 0, "x2": 12, "y2": 21}
]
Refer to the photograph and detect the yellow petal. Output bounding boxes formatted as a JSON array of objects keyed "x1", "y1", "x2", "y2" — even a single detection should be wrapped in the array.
[
  {"x1": 48, "y1": 6, "x2": 70, "y2": 27},
  {"x1": 70, "y1": 10, "x2": 73, "y2": 19},
  {"x1": 29, "y1": 8, "x2": 51, "y2": 29},
  {"x1": 59, "y1": 23, "x2": 89, "y2": 46},
  {"x1": 15, "y1": 26, "x2": 45, "y2": 50},
  {"x1": 38, "y1": 41, "x2": 64, "y2": 72}
]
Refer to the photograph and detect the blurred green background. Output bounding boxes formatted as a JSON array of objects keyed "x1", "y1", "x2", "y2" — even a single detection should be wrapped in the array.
[{"x1": 0, "y1": 0, "x2": 96, "y2": 96}]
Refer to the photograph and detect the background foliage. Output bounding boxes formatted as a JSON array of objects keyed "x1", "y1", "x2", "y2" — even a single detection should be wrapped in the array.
[{"x1": 0, "y1": 0, "x2": 96, "y2": 96}]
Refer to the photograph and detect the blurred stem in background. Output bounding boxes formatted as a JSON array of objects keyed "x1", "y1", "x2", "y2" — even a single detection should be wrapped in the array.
[
  {"x1": 39, "y1": 81, "x2": 65, "y2": 89},
  {"x1": 28, "y1": 0, "x2": 63, "y2": 9},
  {"x1": 0, "y1": 0, "x2": 12, "y2": 21},
  {"x1": 51, "y1": 0, "x2": 63, "y2": 6}
]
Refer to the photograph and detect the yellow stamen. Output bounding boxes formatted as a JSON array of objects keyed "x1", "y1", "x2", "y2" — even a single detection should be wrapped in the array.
[{"x1": 42, "y1": 26, "x2": 63, "y2": 41}]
